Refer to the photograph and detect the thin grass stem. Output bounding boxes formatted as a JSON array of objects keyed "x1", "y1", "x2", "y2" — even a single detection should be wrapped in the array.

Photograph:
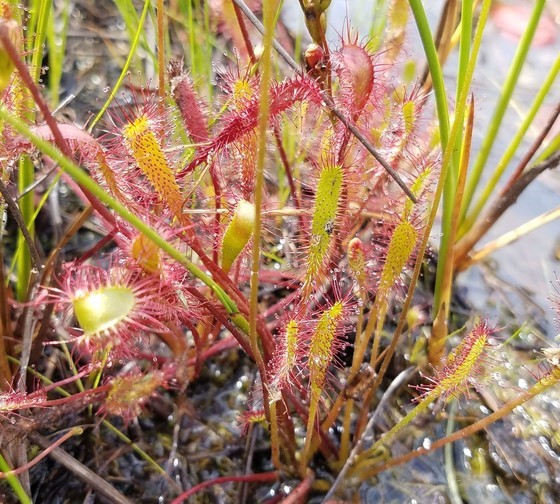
[
  {"x1": 46, "y1": 0, "x2": 70, "y2": 107},
  {"x1": 29, "y1": 0, "x2": 51, "y2": 83},
  {"x1": 455, "y1": 0, "x2": 472, "y2": 98},
  {"x1": 16, "y1": 0, "x2": 49, "y2": 301},
  {"x1": 460, "y1": 0, "x2": 545, "y2": 224},
  {"x1": 249, "y1": 0, "x2": 281, "y2": 468},
  {"x1": 463, "y1": 53, "x2": 560, "y2": 231},
  {"x1": 535, "y1": 132, "x2": 560, "y2": 163},
  {"x1": 503, "y1": 101, "x2": 560, "y2": 193},
  {"x1": 459, "y1": 205, "x2": 560, "y2": 270},
  {"x1": 0, "y1": 178, "x2": 41, "y2": 271},
  {"x1": 408, "y1": 0, "x2": 459, "y2": 320},
  {"x1": 15, "y1": 157, "x2": 34, "y2": 301},
  {"x1": 454, "y1": 150, "x2": 560, "y2": 266},
  {"x1": 8, "y1": 170, "x2": 61, "y2": 283},
  {"x1": 156, "y1": 0, "x2": 165, "y2": 100},
  {"x1": 112, "y1": 0, "x2": 155, "y2": 65},
  {"x1": 430, "y1": 96, "x2": 474, "y2": 364},
  {"x1": 0, "y1": 454, "x2": 31, "y2": 503},
  {"x1": 408, "y1": 0, "x2": 450, "y2": 151},
  {"x1": 89, "y1": 0, "x2": 151, "y2": 131}
]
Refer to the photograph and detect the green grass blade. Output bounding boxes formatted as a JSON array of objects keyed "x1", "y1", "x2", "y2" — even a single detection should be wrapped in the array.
[
  {"x1": 15, "y1": 0, "x2": 52, "y2": 299},
  {"x1": 408, "y1": 0, "x2": 456, "y2": 316},
  {"x1": 46, "y1": 0, "x2": 71, "y2": 107},
  {"x1": 455, "y1": 0, "x2": 472, "y2": 104},
  {"x1": 460, "y1": 0, "x2": 546, "y2": 224},
  {"x1": 463, "y1": 53, "x2": 560, "y2": 231},
  {"x1": 536, "y1": 132, "x2": 560, "y2": 163},
  {"x1": 29, "y1": 0, "x2": 52, "y2": 82},
  {"x1": 368, "y1": 0, "x2": 391, "y2": 47},
  {"x1": 0, "y1": 453, "x2": 31, "y2": 503},
  {"x1": 14, "y1": 157, "x2": 34, "y2": 301},
  {"x1": 408, "y1": 0, "x2": 450, "y2": 151},
  {"x1": 112, "y1": 0, "x2": 155, "y2": 65},
  {"x1": 424, "y1": 0, "x2": 491, "y2": 349},
  {"x1": 432, "y1": 0, "x2": 490, "y2": 312},
  {"x1": 88, "y1": 0, "x2": 151, "y2": 131},
  {"x1": 174, "y1": 0, "x2": 215, "y2": 98}
]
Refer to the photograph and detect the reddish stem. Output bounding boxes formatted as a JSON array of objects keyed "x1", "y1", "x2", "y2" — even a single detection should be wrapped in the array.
[
  {"x1": 501, "y1": 101, "x2": 560, "y2": 195},
  {"x1": 75, "y1": 229, "x2": 117, "y2": 265},
  {"x1": 184, "y1": 286, "x2": 252, "y2": 355},
  {"x1": 261, "y1": 289, "x2": 301, "y2": 319},
  {"x1": 231, "y1": 0, "x2": 257, "y2": 64},
  {"x1": 170, "y1": 471, "x2": 278, "y2": 503},
  {"x1": 42, "y1": 366, "x2": 96, "y2": 392},
  {"x1": 273, "y1": 125, "x2": 303, "y2": 214},
  {"x1": 282, "y1": 470, "x2": 314, "y2": 504},
  {"x1": 0, "y1": 427, "x2": 82, "y2": 479},
  {"x1": 187, "y1": 336, "x2": 240, "y2": 368},
  {"x1": 44, "y1": 385, "x2": 110, "y2": 407}
]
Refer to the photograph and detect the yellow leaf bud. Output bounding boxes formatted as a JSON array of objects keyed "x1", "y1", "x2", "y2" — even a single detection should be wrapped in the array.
[{"x1": 221, "y1": 200, "x2": 255, "y2": 273}]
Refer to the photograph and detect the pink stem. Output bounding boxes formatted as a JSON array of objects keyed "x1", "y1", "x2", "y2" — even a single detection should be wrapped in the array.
[
  {"x1": 0, "y1": 427, "x2": 82, "y2": 479},
  {"x1": 170, "y1": 471, "x2": 278, "y2": 503},
  {"x1": 282, "y1": 470, "x2": 314, "y2": 504}
]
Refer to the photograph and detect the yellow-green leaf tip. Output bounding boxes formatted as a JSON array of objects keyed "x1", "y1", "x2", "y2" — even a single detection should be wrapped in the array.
[{"x1": 221, "y1": 200, "x2": 256, "y2": 273}]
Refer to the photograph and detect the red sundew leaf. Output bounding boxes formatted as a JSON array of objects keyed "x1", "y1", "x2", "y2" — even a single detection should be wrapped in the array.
[
  {"x1": 180, "y1": 76, "x2": 323, "y2": 177},
  {"x1": 332, "y1": 41, "x2": 374, "y2": 115},
  {"x1": 49, "y1": 263, "x2": 189, "y2": 358},
  {"x1": 169, "y1": 60, "x2": 209, "y2": 144},
  {"x1": 414, "y1": 319, "x2": 498, "y2": 402},
  {"x1": 237, "y1": 408, "x2": 267, "y2": 436},
  {"x1": 491, "y1": 5, "x2": 558, "y2": 47},
  {"x1": 0, "y1": 389, "x2": 47, "y2": 416},
  {"x1": 26, "y1": 124, "x2": 126, "y2": 202}
]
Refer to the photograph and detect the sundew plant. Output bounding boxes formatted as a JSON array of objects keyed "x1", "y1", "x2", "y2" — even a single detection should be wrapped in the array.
[{"x1": 0, "y1": 0, "x2": 559, "y2": 502}]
